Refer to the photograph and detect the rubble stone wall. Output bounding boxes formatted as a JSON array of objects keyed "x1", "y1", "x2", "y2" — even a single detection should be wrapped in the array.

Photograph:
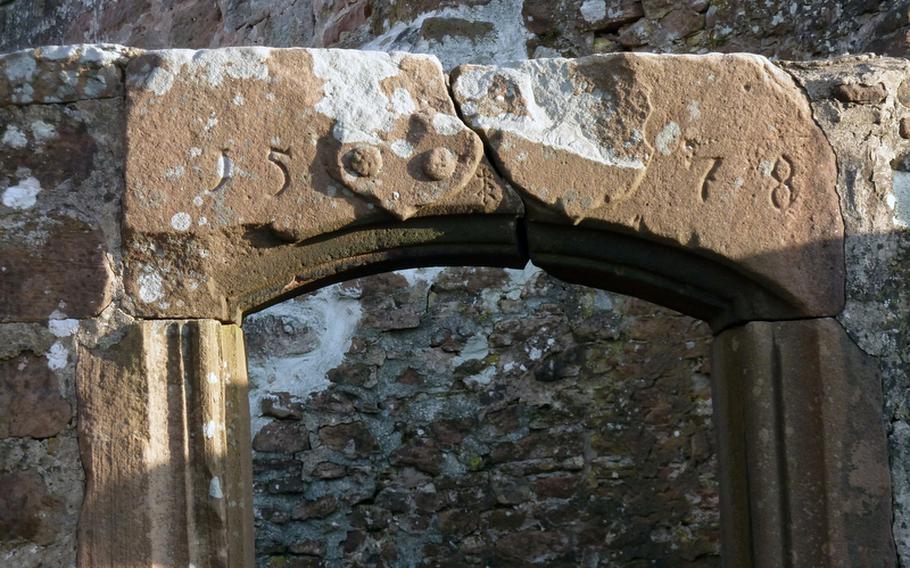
[{"x1": 245, "y1": 267, "x2": 718, "y2": 566}]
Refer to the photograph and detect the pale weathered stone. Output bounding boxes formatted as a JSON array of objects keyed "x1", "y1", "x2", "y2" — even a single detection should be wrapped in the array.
[
  {"x1": 122, "y1": 47, "x2": 523, "y2": 321},
  {"x1": 452, "y1": 53, "x2": 843, "y2": 324},
  {"x1": 0, "y1": 44, "x2": 133, "y2": 105}
]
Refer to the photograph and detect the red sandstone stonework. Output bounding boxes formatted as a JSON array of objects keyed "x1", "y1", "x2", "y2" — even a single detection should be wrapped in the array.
[
  {"x1": 0, "y1": 353, "x2": 71, "y2": 438},
  {"x1": 0, "y1": 29, "x2": 904, "y2": 568}
]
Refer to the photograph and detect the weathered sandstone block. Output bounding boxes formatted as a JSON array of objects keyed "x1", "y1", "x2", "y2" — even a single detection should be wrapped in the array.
[
  {"x1": 0, "y1": 51, "x2": 124, "y2": 321},
  {"x1": 123, "y1": 47, "x2": 523, "y2": 321},
  {"x1": 0, "y1": 470, "x2": 66, "y2": 545},
  {"x1": 452, "y1": 53, "x2": 844, "y2": 323},
  {"x1": 0, "y1": 44, "x2": 133, "y2": 105},
  {"x1": 0, "y1": 352, "x2": 71, "y2": 438}
]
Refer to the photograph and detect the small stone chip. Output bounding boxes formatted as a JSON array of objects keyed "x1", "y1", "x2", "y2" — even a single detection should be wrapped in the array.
[
  {"x1": 900, "y1": 117, "x2": 910, "y2": 140},
  {"x1": 832, "y1": 82, "x2": 887, "y2": 105}
]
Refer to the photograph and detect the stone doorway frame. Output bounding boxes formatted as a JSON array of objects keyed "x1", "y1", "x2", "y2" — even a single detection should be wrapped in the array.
[
  {"x1": 1, "y1": 45, "x2": 889, "y2": 567},
  {"x1": 76, "y1": 279, "x2": 895, "y2": 568}
]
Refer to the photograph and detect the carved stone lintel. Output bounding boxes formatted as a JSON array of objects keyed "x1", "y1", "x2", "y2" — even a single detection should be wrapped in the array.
[
  {"x1": 76, "y1": 320, "x2": 253, "y2": 568},
  {"x1": 122, "y1": 47, "x2": 521, "y2": 320}
]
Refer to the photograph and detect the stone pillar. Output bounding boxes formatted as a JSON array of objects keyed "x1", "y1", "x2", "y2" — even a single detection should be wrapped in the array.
[
  {"x1": 712, "y1": 318, "x2": 894, "y2": 567},
  {"x1": 76, "y1": 320, "x2": 254, "y2": 568}
]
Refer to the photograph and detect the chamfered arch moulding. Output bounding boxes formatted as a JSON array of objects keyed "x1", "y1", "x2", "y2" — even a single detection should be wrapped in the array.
[{"x1": 66, "y1": 45, "x2": 894, "y2": 567}]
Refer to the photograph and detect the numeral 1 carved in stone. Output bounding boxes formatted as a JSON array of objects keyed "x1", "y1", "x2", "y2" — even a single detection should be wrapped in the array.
[
  {"x1": 268, "y1": 148, "x2": 292, "y2": 195},
  {"x1": 210, "y1": 151, "x2": 232, "y2": 192}
]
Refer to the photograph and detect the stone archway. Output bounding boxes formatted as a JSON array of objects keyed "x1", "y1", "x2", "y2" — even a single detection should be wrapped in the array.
[{"x1": 4, "y1": 45, "x2": 887, "y2": 566}]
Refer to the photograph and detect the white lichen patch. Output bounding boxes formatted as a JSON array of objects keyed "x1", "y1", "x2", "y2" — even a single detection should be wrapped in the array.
[
  {"x1": 138, "y1": 272, "x2": 163, "y2": 303},
  {"x1": 891, "y1": 170, "x2": 910, "y2": 228},
  {"x1": 363, "y1": 0, "x2": 532, "y2": 70},
  {"x1": 79, "y1": 44, "x2": 129, "y2": 66},
  {"x1": 398, "y1": 266, "x2": 446, "y2": 287},
  {"x1": 164, "y1": 165, "x2": 185, "y2": 180},
  {"x1": 39, "y1": 45, "x2": 81, "y2": 61},
  {"x1": 464, "y1": 365, "x2": 496, "y2": 387},
  {"x1": 453, "y1": 59, "x2": 648, "y2": 169},
  {"x1": 46, "y1": 341, "x2": 68, "y2": 370},
  {"x1": 48, "y1": 318, "x2": 79, "y2": 338},
  {"x1": 391, "y1": 88, "x2": 416, "y2": 115},
  {"x1": 454, "y1": 334, "x2": 491, "y2": 366},
  {"x1": 30, "y1": 120, "x2": 57, "y2": 143},
  {"x1": 170, "y1": 212, "x2": 192, "y2": 231},
  {"x1": 2, "y1": 125, "x2": 28, "y2": 148},
  {"x1": 432, "y1": 113, "x2": 466, "y2": 135},
  {"x1": 391, "y1": 139, "x2": 414, "y2": 158},
  {"x1": 4, "y1": 52, "x2": 37, "y2": 82},
  {"x1": 580, "y1": 0, "x2": 607, "y2": 23},
  {"x1": 203, "y1": 114, "x2": 218, "y2": 132},
  {"x1": 687, "y1": 101, "x2": 701, "y2": 121},
  {"x1": 133, "y1": 47, "x2": 272, "y2": 96},
  {"x1": 36, "y1": 44, "x2": 129, "y2": 66},
  {"x1": 654, "y1": 122, "x2": 680, "y2": 156},
  {"x1": 309, "y1": 49, "x2": 436, "y2": 144},
  {"x1": 2, "y1": 175, "x2": 41, "y2": 209}
]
